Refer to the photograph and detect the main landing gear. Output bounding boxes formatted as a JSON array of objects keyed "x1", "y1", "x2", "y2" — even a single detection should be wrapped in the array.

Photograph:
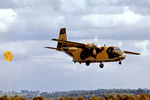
[
  {"x1": 86, "y1": 61, "x2": 90, "y2": 66},
  {"x1": 85, "y1": 61, "x2": 104, "y2": 68},
  {"x1": 99, "y1": 63, "x2": 104, "y2": 68},
  {"x1": 119, "y1": 61, "x2": 122, "y2": 65}
]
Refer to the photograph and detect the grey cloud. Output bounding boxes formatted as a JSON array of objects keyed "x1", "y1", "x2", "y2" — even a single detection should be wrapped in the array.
[
  {"x1": 131, "y1": 7, "x2": 150, "y2": 15},
  {"x1": 86, "y1": 0, "x2": 119, "y2": 6},
  {"x1": 118, "y1": 0, "x2": 150, "y2": 8},
  {"x1": 1, "y1": 0, "x2": 149, "y2": 42},
  {"x1": 117, "y1": 0, "x2": 150, "y2": 15},
  {"x1": 0, "y1": 0, "x2": 17, "y2": 8},
  {"x1": 0, "y1": 0, "x2": 60, "y2": 9}
]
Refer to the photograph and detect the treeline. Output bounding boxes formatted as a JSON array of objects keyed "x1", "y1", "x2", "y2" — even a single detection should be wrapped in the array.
[
  {"x1": 41, "y1": 89, "x2": 150, "y2": 99},
  {"x1": 1, "y1": 89, "x2": 149, "y2": 99},
  {"x1": 0, "y1": 95, "x2": 25, "y2": 100},
  {"x1": 1, "y1": 94, "x2": 150, "y2": 100}
]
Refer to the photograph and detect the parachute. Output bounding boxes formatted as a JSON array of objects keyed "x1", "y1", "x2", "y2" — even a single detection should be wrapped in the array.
[{"x1": 4, "y1": 51, "x2": 13, "y2": 62}]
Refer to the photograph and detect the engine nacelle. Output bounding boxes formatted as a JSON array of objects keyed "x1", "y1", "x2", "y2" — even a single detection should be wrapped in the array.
[{"x1": 86, "y1": 43, "x2": 96, "y2": 48}]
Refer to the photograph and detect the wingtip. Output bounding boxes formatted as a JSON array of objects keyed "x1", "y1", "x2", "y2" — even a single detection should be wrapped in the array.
[
  {"x1": 51, "y1": 38, "x2": 56, "y2": 41},
  {"x1": 137, "y1": 53, "x2": 141, "y2": 55},
  {"x1": 123, "y1": 51, "x2": 141, "y2": 55},
  {"x1": 45, "y1": 47, "x2": 57, "y2": 50}
]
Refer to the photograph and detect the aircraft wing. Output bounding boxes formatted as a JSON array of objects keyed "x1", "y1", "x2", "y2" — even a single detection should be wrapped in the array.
[
  {"x1": 123, "y1": 51, "x2": 140, "y2": 55},
  {"x1": 45, "y1": 47, "x2": 57, "y2": 50},
  {"x1": 52, "y1": 38, "x2": 86, "y2": 47}
]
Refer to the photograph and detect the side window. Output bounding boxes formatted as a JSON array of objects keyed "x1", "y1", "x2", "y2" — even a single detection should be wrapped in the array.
[{"x1": 108, "y1": 47, "x2": 114, "y2": 54}]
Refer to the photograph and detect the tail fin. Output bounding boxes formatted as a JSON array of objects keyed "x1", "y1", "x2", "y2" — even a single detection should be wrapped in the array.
[
  {"x1": 59, "y1": 28, "x2": 67, "y2": 40},
  {"x1": 57, "y1": 28, "x2": 67, "y2": 48}
]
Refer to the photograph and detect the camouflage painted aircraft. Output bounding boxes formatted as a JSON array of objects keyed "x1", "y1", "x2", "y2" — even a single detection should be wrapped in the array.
[{"x1": 45, "y1": 28, "x2": 140, "y2": 68}]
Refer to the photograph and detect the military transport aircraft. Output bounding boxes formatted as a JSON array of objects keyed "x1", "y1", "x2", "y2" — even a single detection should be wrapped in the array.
[{"x1": 45, "y1": 28, "x2": 140, "y2": 68}]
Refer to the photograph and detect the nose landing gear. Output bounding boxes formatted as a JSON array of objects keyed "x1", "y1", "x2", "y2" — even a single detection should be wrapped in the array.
[{"x1": 99, "y1": 63, "x2": 104, "y2": 68}]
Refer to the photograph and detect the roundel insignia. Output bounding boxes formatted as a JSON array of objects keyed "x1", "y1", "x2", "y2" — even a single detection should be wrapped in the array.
[
  {"x1": 4, "y1": 51, "x2": 13, "y2": 62},
  {"x1": 93, "y1": 49, "x2": 96, "y2": 55}
]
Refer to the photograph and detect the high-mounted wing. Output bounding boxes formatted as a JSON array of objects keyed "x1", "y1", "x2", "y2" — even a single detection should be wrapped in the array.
[
  {"x1": 123, "y1": 51, "x2": 140, "y2": 55},
  {"x1": 52, "y1": 38, "x2": 86, "y2": 48},
  {"x1": 45, "y1": 47, "x2": 57, "y2": 50}
]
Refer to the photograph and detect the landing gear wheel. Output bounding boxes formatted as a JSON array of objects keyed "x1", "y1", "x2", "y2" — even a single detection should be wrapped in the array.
[
  {"x1": 119, "y1": 61, "x2": 122, "y2": 65},
  {"x1": 86, "y1": 61, "x2": 90, "y2": 66},
  {"x1": 99, "y1": 63, "x2": 104, "y2": 68},
  {"x1": 73, "y1": 61, "x2": 76, "y2": 63}
]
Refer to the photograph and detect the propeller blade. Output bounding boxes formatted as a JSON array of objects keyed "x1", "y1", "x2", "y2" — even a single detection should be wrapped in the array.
[{"x1": 123, "y1": 51, "x2": 140, "y2": 55}]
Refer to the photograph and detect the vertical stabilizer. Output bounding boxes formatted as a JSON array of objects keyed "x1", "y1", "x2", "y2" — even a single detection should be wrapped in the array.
[
  {"x1": 59, "y1": 28, "x2": 67, "y2": 40},
  {"x1": 57, "y1": 28, "x2": 67, "y2": 48}
]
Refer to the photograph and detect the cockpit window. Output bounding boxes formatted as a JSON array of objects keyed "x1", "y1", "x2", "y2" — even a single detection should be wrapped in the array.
[{"x1": 114, "y1": 48, "x2": 121, "y2": 52}]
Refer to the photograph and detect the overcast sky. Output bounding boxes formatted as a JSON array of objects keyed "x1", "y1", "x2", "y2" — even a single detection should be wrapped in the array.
[{"x1": 0, "y1": 0, "x2": 150, "y2": 92}]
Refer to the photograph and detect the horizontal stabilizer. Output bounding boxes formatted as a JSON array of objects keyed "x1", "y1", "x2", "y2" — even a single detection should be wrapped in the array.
[
  {"x1": 45, "y1": 47, "x2": 57, "y2": 50},
  {"x1": 123, "y1": 51, "x2": 140, "y2": 55}
]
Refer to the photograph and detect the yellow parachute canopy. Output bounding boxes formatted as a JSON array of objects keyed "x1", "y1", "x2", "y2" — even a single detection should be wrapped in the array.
[{"x1": 4, "y1": 51, "x2": 13, "y2": 62}]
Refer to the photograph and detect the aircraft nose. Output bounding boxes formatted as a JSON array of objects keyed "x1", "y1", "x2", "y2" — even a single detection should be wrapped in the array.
[
  {"x1": 115, "y1": 51, "x2": 123, "y2": 57},
  {"x1": 121, "y1": 55, "x2": 126, "y2": 60},
  {"x1": 119, "y1": 52, "x2": 123, "y2": 56}
]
